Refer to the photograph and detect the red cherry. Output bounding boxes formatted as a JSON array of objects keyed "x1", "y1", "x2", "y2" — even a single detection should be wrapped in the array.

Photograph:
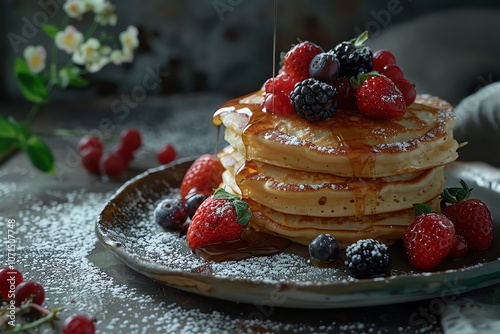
[
  {"x1": 157, "y1": 144, "x2": 177, "y2": 165},
  {"x1": 262, "y1": 91, "x2": 295, "y2": 117},
  {"x1": 14, "y1": 280, "x2": 45, "y2": 307},
  {"x1": 100, "y1": 153, "x2": 126, "y2": 179},
  {"x1": 81, "y1": 148, "x2": 103, "y2": 174},
  {"x1": 381, "y1": 64, "x2": 404, "y2": 82},
  {"x1": 120, "y1": 128, "x2": 142, "y2": 153},
  {"x1": 112, "y1": 144, "x2": 134, "y2": 168},
  {"x1": 0, "y1": 267, "x2": 23, "y2": 299},
  {"x1": 448, "y1": 235, "x2": 469, "y2": 260},
  {"x1": 372, "y1": 49, "x2": 397, "y2": 71},
  {"x1": 61, "y1": 314, "x2": 96, "y2": 334},
  {"x1": 77, "y1": 136, "x2": 103, "y2": 155},
  {"x1": 394, "y1": 78, "x2": 417, "y2": 106}
]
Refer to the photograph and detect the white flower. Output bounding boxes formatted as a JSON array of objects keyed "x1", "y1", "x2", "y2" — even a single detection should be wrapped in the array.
[
  {"x1": 23, "y1": 46, "x2": 47, "y2": 74},
  {"x1": 72, "y1": 38, "x2": 109, "y2": 73},
  {"x1": 63, "y1": 0, "x2": 87, "y2": 18},
  {"x1": 119, "y1": 26, "x2": 139, "y2": 51},
  {"x1": 110, "y1": 48, "x2": 133, "y2": 65},
  {"x1": 84, "y1": 0, "x2": 106, "y2": 13},
  {"x1": 94, "y1": 1, "x2": 117, "y2": 26},
  {"x1": 55, "y1": 25, "x2": 84, "y2": 54}
]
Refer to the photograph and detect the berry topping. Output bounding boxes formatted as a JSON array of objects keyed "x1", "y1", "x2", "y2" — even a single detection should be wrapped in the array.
[
  {"x1": 180, "y1": 154, "x2": 224, "y2": 199},
  {"x1": 186, "y1": 193, "x2": 208, "y2": 219},
  {"x1": 333, "y1": 32, "x2": 373, "y2": 78},
  {"x1": 309, "y1": 52, "x2": 340, "y2": 83},
  {"x1": 119, "y1": 128, "x2": 142, "y2": 153},
  {"x1": 154, "y1": 198, "x2": 189, "y2": 230},
  {"x1": 262, "y1": 90, "x2": 296, "y2": 117},
  {"x1": 61, "y1": 314, "x2": 96, "y2": 334},
  {"x1": 290, "y1": 78, "x2": 338, "y2": 122},
  {"x1": 308, "y1": 234, "x2": 340, "y2": 263},
  {"x1": 264, "y1": 73, "x2": 296, "y2": 95},
  {"x1": 0, "y1": 267, "x2": 23, "y2": 299},
  {"x1": 156, "y1": 144, "x2": 177, "y2": 165},
  {"x1": 281, "y1": 41, "x2": 323, "y2": 81},
  {"x1": 14, "y1": 280, "x2": 45, "y2": 307},
  {"x1": 404, "y1": 203, "x2": 456, "y2": 270},
  {"x1": 331, "y1": 77, "x2": 356, "y2": 108},
  {"x1": 345, "y1": 239, "x2": 390, "y2": 279},
  {"x1": 448, "y1": 234, "x2": 469, "y2": 260},
  {"x1": 441, "y1": 180, "x2": 494, "y2": 252},
  {"x1": 353, "y1": 73, "x2": 406, "y2": 119},
  {"x1": 380, "y1": 64, "x2": 404, "y2": 82},
  {"x1": 393, "y1": 78, "x2": 417, "y2": 106},
  {"x1": 186, "y1": 188, "x2": 251, "y2": 250},
  {"x1": 372, "y1": 49, "x2": 397, "y2": 72}
]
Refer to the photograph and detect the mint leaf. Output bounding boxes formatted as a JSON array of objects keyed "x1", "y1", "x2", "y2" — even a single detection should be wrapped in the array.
[
  {"x1": 213, "y1": 188, "x2": 239, "y2": 201},
  {"x1": 413, "y1": 203, "x2": 434, "y2": 216},
  {"x1": 14, "y1": 57, "x2": 49, "y2": 104},
  {"x1": 26, "y1": 135, "x2": 55, "y2": 173},
  {"x1": 233, "y1": 199, "x2": 251, "y2": 226},
  {"x1": 42, "y1": 24, "x2": 59, "y2": 38}
]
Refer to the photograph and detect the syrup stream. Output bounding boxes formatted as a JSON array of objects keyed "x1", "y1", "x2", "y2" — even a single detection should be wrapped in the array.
[{"x1": 271, "y1": 0, "x2": 277, "y2": 112}]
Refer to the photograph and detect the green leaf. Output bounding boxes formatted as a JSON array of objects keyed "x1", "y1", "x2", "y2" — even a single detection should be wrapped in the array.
[
  {"x1": 0, "y1": 116, "x2": 19, "y2": 140},
  {"x1": 233, "y1": 199, "x2": 251, "y2": 226},
  {"x1": 213, "y1": 188, "x2": 239, "y2": 201},
  {"x1": 42, "y1": 24, "x2": 59, "y2": 38},
  {"x1": 413, "y1": 203, "x2": 434, "y2": 216},
  {"x1": 26, "y1": 135, "x2": 55, "y2": 173},
  {"x1": 14, "y1": 57, "x2": 50, "y2": 104}
]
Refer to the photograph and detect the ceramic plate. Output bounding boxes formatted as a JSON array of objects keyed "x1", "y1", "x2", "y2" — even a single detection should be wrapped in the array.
[{"x1": 96, "y1": 159, "x2": 500, "y2": 308}]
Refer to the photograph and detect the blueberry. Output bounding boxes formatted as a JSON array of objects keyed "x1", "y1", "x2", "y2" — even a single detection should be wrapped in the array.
[
  {"x1": 308, "y1": 234, "x2": 340, "y2": 263},
  {"x1": 309, "y1": 52, "x2": 340, "y2": 83},
  {"x1": 186, "y1": 194, "x2": 207, "y2": 219},
  {"x1": 154, "y1": 198, "x2": 188, "y2": 230}
]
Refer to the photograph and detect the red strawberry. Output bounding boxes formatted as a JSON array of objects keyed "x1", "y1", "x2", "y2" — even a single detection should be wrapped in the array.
[
  {"x1": 354, "y1": 73, "x2": 406, "y2": 119},
  {"x1": 186, "y1": 188, "x2": 251, "y2": 250},
  {"x1": 404, "y1": 203, "x2": 456, "y2": 270},
  {"x1": 448, "y1": 234, "x2": 468, "y2": 260},
  {"x1": 281, "y1": 41, "x2": 323, "y2": 81},
  {"x1": 441, "y1": 180, "x2": 493, "y2": 252},
  {"x1": 180, "y1": 154, "x2": 224, "y2": 199}
]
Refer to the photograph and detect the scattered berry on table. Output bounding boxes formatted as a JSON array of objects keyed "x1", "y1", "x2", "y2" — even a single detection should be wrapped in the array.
[
  {"x1": 290, "y1": 78, "x2": 338, "y2": 122},
  {"x1": 14, "y1": 280, "x2": 45, "y2": 307},
  {"x1": 281, "y1": 41, "x2": 323, "y2": 81},
  {"x1": 404, "y1": 204, "x2": 456, "y2": 270},
  {"x1": 372, "y1": 49, "x2": 397, "y2": 72},
  {"x1": 119, "y1": 128, "x2": 142, "y2": 153},
  {"x1": 380, "y1": 64, "x2": 404, "y2": 82},
  {"x1": 308, "y1": 234, "x2": 340, "y2": 263},
  {"x1": 0, "y1": 267, "x2": 23, "y2": 298},
  {"x1": 309, "y1": 52, "x2": 340, "y2": 83},
  {"x1": 112, "y1": 144, "x2": 134, "y2": 168},
  {"x1": 262, "y1": 91, "x2": 296, "y2": 117},
  {"x1": 156, "y1": 144, "x2": 177, "y2": 165},
  {"x1": 180, "y1": 154, "x2": 224, "y2": 199},
  {"x1": 186, "y1": 188, "x2": 251, "y2": 250},
  {"x1": 441, "y1": 180, "x2": 494, "y2": 252},
  {"x1": 154, "y1": 198, "x2": 189, "y2": 230},
  {"x1": 186, "y1": 193, "x2": 208, "y2": 219},
  {"x1": 448, "y1": 234, "x2": 469, "y2": 260},
  {"x1": 61, "y1": 314, "x2": 96, "y2": 334},
  {"x1": 100, "y1": 153, "x2": 126, "y2": 179},
  {"x1": 80, "y1": 148, "x2": 102, "y2": 174},
  {"x1": 331, "y1": 77, "x2": 356, "y2": 108},
  {"x1": 77, "y1": 136, "x2": 103, "y2": 155},
  {"x1": 354, "y1": 74, "x2": 406, "y2": 119},
  {"x1": 333, "y1": 32, "x2": 373, "y2": 78},
  {"x1": 345, "y1": 239, "x2": 390, "y2": 279},
  {"x1": 393, "y1": 78, "x2": 417, "y2": 106}
]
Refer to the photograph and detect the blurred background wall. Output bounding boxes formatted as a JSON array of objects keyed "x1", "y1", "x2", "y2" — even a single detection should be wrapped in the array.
[{"x1": 2, "y1": 0, "x2": 500, "y2": 105}]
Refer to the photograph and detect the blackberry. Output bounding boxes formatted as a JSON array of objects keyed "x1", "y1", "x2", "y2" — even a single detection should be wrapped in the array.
[
  {"x1": 308, "y1": 234, "x2": 340, "y2": 263},
  {"x1": 290, "y1": 78, "x2": 338, "y2": 122},
  {"x1": 345, "y1": 239, "x2": 390, "y2": 279},
  {"x1": 333, "y1": 41, "x2": 373, "y2": 78}
]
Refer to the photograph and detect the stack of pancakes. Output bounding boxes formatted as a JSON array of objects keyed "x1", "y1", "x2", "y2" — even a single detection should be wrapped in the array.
[{"x1": 213, "y1": 91, "x2": 459, "y2": 248}]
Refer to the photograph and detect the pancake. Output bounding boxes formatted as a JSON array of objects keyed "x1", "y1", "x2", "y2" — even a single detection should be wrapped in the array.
[
  {"x1": 219, "y1": 146, "x2": 446, "y2": 218},
  {"x1": 214, "y1": 91, "x2": 459, "y2": 178},
  {"x1": 245, "y1": 197, "x2": 442, "y2": 248}
]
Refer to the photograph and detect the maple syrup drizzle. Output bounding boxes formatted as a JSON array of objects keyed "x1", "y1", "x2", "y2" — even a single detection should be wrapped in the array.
[{"x1": 271, "y1": 0, "x2": 277, "y2": 112}]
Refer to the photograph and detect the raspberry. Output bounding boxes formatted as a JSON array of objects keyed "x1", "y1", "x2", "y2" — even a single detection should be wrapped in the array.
[
  {"x1": 372, "y1": 49, "x2": 397, "y2": 71},
  {"x1": 309, "y1": 52, "x2": 340, "y2": 83},
  {"x1": 333, "y1": 41, "x2": 373, "y2": 78},
  {"x1": 345, "y1": 239, "x2": 390, "y2": 279},
  {"x1": 290, "y1": 78, "x2": 338, "y2": 122},
  {"x1": 262, "y1": 91, "x2": 295, "y2": 117},
  {"x1": 157, "y1": 144, "x2": 177, "y2": 165}
]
